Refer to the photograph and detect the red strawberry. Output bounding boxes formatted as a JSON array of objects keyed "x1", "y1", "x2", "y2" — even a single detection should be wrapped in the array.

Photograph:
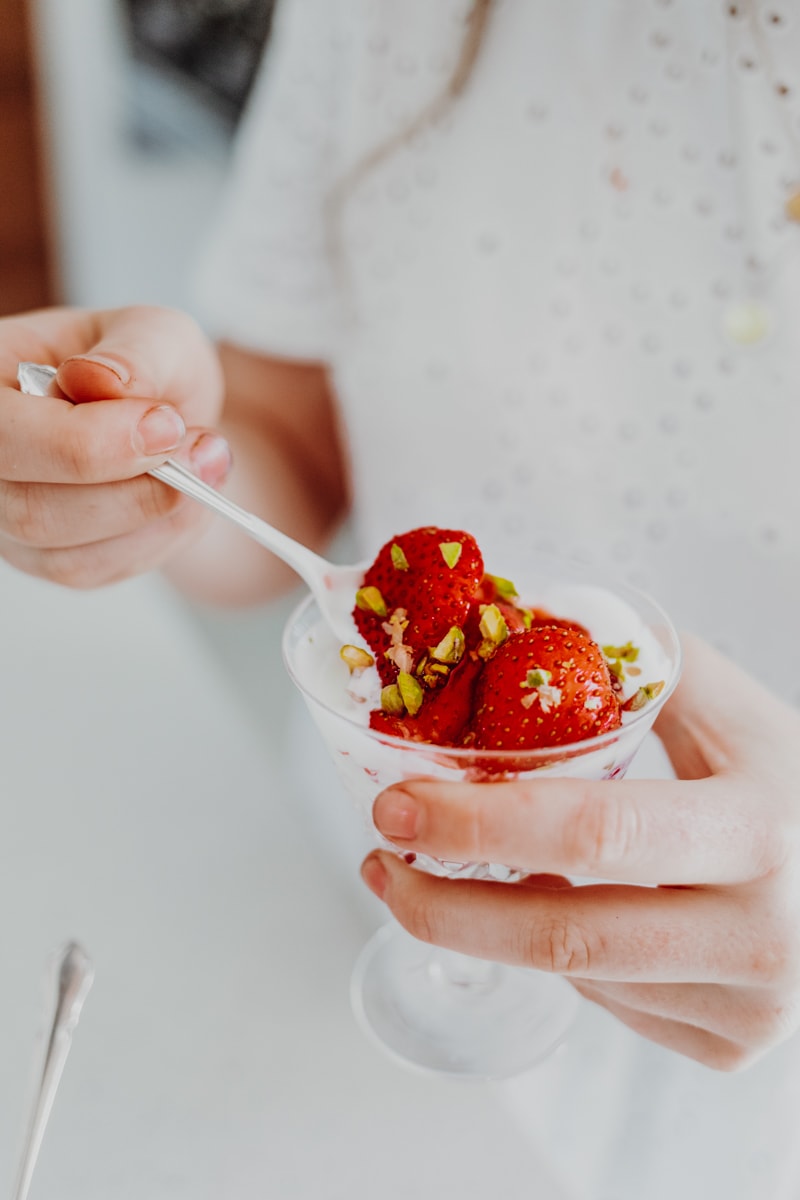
[
  {"x1": 354, "y1": 527, "x2": 484, "y2": 685},
  {"x1": 369, "y1": 654, "x2": 483, "y2": 746},
  {"x1": 469, "y1": 625, "x2": 621, "y2": 752}
]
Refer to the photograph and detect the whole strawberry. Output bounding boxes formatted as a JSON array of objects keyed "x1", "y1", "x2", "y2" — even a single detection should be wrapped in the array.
[
  {"x1": 469, "y1": 624, "x2": 621, "y2": 751},
  {"x1": 353, "y1": 527, "x2": 484, "y2": 685}
]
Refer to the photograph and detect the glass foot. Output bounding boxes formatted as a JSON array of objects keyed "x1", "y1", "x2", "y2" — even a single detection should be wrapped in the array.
[{"x1": 351, "y1": 922, "x2": 579, "y2": 1080}]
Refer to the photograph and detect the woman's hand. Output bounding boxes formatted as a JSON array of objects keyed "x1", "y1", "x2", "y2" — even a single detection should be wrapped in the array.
[
  {"x1": 0, "y1": 305, "x2": 230, "y2": 588},
  {"x1": 361, "y1": 635, "x2": 800, "y2": 1071}
]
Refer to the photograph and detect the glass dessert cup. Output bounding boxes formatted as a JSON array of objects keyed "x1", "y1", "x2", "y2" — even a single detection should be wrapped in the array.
[{"x1": 282, "y1": 570, "x2": 682, "y2": 1081}]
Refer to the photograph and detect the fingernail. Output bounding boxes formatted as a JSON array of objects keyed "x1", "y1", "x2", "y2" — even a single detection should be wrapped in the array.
[
  {"x1": 373, "y1": 789, "x2": 419, "y2": 841},
  {"x1": 190, "y1": 432, "x2": 233, "y2": 486},
  {"x1": 134, "y1": 406, "x2": 186, "y2": 456},
  {"x1": 361, "y1": 854, "x2": 388, "y2": 900},
  {"x1": 74, "y1": 353, "x2": 132, "y2": 384}
]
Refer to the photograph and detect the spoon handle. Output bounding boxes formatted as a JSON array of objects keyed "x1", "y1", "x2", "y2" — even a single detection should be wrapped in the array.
[
  {"x1": 13, "y1": 943, "x2": 94, "y2": 1200},
  {"x1": 16, "y1": 362, "x2": 327, "y2": 588}
]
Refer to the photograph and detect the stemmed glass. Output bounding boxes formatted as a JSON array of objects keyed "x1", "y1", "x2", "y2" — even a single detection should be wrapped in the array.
[{"x1": 282, "y1": 565, "x2": 681, "y2": 1080}]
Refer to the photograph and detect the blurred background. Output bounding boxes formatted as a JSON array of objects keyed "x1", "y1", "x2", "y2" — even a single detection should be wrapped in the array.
[
  {"x1": 4, "y1": 0, "x2": 308, "y2": 744},
  {"x1": 4, "y1": 0, "x2": 273, "y2": 315}
]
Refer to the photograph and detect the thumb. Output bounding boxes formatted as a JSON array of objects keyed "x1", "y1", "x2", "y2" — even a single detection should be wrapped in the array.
[{"x1": 56, "y1": 305, "x2": 223, "y2": 426}]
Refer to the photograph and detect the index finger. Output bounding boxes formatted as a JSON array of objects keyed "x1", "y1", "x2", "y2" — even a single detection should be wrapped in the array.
[
  {"x1": 372, "y1": 775, "x2": 779, "y2": 886},
  {"x1": 0, "y1": 389, "x2": 187, "y2": 484}
]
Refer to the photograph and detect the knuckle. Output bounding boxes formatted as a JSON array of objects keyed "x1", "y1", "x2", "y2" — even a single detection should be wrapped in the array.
[
  {"x1": 565, "y1": 790, "x2": 641, "y2": 874},
  {"x1": 468, "y1": 793, "x2": 496, "y2": 860},
  {"x1": 0, "y1": 483, "x2": 53, "y2": 546},
  {"x1": 527, "y1": 915, "x2": 596, "y2": 975},
  {"x1": 747, "y1": 929, "x2": 800, "y2": 988},
  {"x1": 53, "y1": 428, "x2": 97, "y2": 483},
  {"x1": 137, "y1": 476, "x2": 184, "y2": 523},
  {"x1": 398, "y1": 898, "x2": 439, "y2": 947}
]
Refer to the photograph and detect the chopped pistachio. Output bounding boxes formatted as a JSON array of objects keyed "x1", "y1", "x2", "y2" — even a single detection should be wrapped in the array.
[
  {"x1": 625, "y1": 680, "x2": 666, "y2": 712},
  {"x1": 522, "y1": 667, "x2": 552, "y2": 689},
  {"x1": 431, "y1": 625, "x2": 466, "y2": 664},
  {"x1": 339, "y1": 644, "x2": 375, "y2": 673},
  {"x1": 485, "y1": 573, "x2": 519, "y2": 599},
  {"x1": 479, "y1": 603, "x2": 509, "y2": 646},
  {"x1": 439, "y1": 541, "x2": 463, "y2": 569},
  {"x1": 380, "y1": 684, "x2": 405, "y2": 715},
  {"x1": 521, "y1": 609, "x2": 533, "y2": 630},
  {"x1": 390, "y1": 542, "x2": 409, "y2": 571},
  {"x1": 607, "y1": 658, "x2": 625, "y2": 682},
  {"x1": 603, "y1": 641, "x2": 640, "y2": 663},
  {"x1": 355, "y1": 586, "x2": 387, "y2": 617},
  {"x1": 398, "y1": 671, "x2": 424, "y2": 716}
]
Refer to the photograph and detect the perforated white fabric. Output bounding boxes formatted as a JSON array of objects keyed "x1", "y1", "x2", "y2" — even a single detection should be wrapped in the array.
[{"x1": 195, "y1": 2, "x2": 800, "y2": 1196}]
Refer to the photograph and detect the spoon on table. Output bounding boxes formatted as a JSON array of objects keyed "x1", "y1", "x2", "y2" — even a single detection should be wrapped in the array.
[
  {"x1": 12, "y1": 942, "x2": 94, "y2": 1200},
  {"x1": 18, "y1": 362, "x2": 366, "y2": 644}
]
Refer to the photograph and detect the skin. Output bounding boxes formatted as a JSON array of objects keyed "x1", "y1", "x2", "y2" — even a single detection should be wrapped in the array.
[
  {"x1": 0, "y1": 306, "x2": 346, "y2": 604},
  {"x1": 3, "y1": 304, "x2": 799, "y2": 1071},
  {"x1": 363, "y1": 636, "x2": 800, "y2": 1071}
]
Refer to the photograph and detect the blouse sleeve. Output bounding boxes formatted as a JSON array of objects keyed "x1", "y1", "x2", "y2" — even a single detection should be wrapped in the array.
[{"x1": 192, "y1": 0, "x2": 344, "y2": 362}]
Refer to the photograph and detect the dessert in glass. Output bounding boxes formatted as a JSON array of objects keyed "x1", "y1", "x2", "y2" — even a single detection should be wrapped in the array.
[{"x1": 283, "y1": 527, "x2": 681, "y2": 1079}]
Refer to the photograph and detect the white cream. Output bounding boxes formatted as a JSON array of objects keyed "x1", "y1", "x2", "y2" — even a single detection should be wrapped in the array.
[{"x1": 293, "y1": 580, "x2": 674, "y2": 732}]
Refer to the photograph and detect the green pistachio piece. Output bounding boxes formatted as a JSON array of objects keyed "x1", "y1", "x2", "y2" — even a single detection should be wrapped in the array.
[
  {"x1": 431, "y1": 625, "x2": 466, "y2": 664},
  {"x1": 380, "y1": 684, "x2": 405, "y2": 715},
  {"x1": 486, "y1": 573, "x2": 519, "y2": 599},
  {"x1": 398, "y1": 671, "x2": 424, "y2": 716},
  {"x1": 339, "y1": 644, "x2": 375, "y2": 673},
  {"x1": 522, "y1": 668, "x2": 552, "y2": 689},
  {"x1": 626, "y1": 680, "x2": 666, "y2": 712},
  {"x1": 439, "y1": 541, "x2": 463, "y2": 569},
  {"x1": 355, "y1": 586, "x2": 388, "y2": 617},
  {"x1": 390, "y1": 543, "x2": 409, "y2": 571},
  {"x1": 603, "y1": 641, "x2": 640, "y2": 663},
  {"x1": 479, "y1": 603, "x2": 509, "y2": 646}
]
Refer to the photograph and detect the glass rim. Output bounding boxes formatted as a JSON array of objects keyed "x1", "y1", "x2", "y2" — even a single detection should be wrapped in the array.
[{"x1": 281, "y1": 582, "x2": 683, "y2": 765}]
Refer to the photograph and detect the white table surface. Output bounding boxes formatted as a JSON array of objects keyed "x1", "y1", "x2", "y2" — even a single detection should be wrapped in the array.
[{"x1": 0, "y1": 562, "x2": 565, "y2": 1199}]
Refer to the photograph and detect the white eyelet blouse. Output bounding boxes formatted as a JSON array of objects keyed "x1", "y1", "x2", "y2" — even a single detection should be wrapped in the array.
[{"x1": 195, "y1": 2, "x2": 800, "y2": 1197}]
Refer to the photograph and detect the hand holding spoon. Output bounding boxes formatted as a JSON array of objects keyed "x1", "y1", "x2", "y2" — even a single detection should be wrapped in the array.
[
  {"x1": 17, "y1": 362, "x2": 366, "y2": 644},
  {"x1": 12, "y1": 942, "x2": 94, "y2": 1200}
]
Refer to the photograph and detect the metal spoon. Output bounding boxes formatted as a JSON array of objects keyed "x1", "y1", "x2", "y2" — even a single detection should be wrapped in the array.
[
  {"x1": 17, "y1": 362, "x2": 365, "y2": 643},
  {"x1": 12, "y1": 942, "x2": 94, "y2": 1200}
]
